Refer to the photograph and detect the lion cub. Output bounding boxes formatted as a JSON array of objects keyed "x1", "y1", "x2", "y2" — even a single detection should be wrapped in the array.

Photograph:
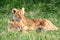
[{"x1": 8, "y1": 8, "x2": 59, "y2": 32}]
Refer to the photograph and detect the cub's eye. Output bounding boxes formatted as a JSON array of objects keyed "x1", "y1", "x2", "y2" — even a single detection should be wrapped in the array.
[{"x1": 17, "y1": 14, "x2": 20, "y2": 17}]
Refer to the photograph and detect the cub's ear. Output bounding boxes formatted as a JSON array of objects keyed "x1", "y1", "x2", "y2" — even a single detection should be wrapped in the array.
[
  {"x1": 22, "y1": 7, "x2": 24, "y2": 11},
  {"x1": 22, "y1": 7, "x2": 25, "y2": 15},
  {"x1": 12, "y1": 8, "x2": 17, "y2": 13}
]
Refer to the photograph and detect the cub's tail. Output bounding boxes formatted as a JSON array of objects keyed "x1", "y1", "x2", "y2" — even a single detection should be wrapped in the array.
[{"x1": 43, "y1": 19, "x2": 59, "y2": 31}]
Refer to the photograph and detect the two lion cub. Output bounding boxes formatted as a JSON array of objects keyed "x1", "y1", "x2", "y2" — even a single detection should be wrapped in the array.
[{"x1": 8, "y1": 8, "x2": 59, "y2": 32}]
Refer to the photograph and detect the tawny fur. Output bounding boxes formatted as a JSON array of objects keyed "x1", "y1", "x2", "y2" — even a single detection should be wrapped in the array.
[
  {"x1": 8, "y1": 20, "x2": 22, "y2": 32},
  {"x1": 8, "y1": 8, "x2": 59, "y2": 32}
]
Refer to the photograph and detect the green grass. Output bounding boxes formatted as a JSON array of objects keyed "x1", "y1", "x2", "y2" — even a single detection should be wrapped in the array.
[{"x1": 0, "y1": 0, "x2": 60, "y2": 40}]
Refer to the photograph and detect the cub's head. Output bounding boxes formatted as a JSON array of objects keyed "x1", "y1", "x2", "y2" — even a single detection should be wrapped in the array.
[{"x1": 12, "y1": 8, "x2": 25, "y2": 20}]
